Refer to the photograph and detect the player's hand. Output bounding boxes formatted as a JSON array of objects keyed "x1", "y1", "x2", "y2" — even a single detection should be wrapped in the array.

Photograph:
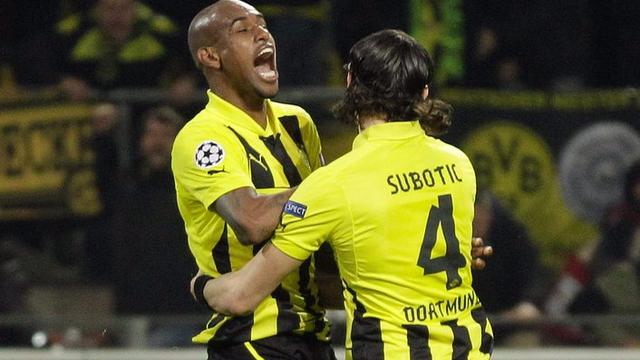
[{"x1": 471, "y1": 237, "x2": 492, "y2": 270}]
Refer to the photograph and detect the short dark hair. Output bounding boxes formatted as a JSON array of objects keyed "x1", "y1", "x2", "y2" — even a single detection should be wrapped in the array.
[{"x1": 333, "y1": 29, "x2": 453, "y2": 136}]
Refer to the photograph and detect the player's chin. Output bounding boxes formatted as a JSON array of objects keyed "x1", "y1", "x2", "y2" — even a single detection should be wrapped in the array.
[
  {"x1": 251, "y1": 68, "x2": 279, "y2": 98},
  {"x1": 256, "y1": 82, "x2": 279, "y2": 99}
]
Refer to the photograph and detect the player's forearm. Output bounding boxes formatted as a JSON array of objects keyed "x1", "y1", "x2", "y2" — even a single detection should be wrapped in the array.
[
  {"x1": 202, "y1": 271, "x2": 257, "y2": 316},
  {"x1": 200, "y1": 244, "x2": 295, "y2": 315},
  {"x1": 215, "y1": 187, "x2": 296, "y2": 245},
  {"x1": 190, "y1": 270, "x2": 243, "y2": 314}
]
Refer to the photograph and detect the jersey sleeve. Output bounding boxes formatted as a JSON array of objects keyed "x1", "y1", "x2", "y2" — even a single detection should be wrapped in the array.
[
  {"x1": 171, "y1": 124, "x2": 252, "y2": 209},
  {"x1": 271, "y1": 167, "x2": 344, "y2": 260},
  {"x1": 298, "y1": 109, "x2": 324, "y2": 170}
]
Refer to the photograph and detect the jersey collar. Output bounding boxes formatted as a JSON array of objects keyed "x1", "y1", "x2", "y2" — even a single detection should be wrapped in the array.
[
  {"x1": 204, "y1": 90, "x2": 279, "y2": 137},
  {"x1": 353, "y1": 121, "x2": 425, "y2": 149}
]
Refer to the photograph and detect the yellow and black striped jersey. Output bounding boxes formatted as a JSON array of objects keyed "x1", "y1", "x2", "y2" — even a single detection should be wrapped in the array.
[
  {"x1": 171, "y1": 90, "x2": 328, "y2": 345},
  {"x1": 272, "y1": 121, "x2": 493, "y2": 359}
]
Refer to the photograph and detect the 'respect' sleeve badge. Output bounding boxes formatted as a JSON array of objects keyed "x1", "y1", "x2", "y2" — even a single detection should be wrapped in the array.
[{"x1": 283, "y1": 200, "x2": 307, "y2": 218}]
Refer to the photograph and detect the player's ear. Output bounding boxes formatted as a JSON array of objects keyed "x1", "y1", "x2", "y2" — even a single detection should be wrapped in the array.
[
  {"x1": 197, "y1": 47, "x2": 221, "y2": 69},
  {"x1": 422, "y1": 85, "x2": 429, "y2": 100}
]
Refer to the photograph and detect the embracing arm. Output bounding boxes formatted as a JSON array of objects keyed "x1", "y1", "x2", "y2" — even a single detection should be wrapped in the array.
[
  {"x1": 214, "y1": 187, "x2": 296, "y2": 245},
  {"x1": 191, "y1": 243, "x2": 302, "y2": 316}
]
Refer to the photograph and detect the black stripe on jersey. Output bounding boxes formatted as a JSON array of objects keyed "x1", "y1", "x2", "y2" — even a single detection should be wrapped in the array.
[
  {"x1": 210, "y1": 314, "x2": 254, "y2": 344},
  {"x1": 298, "y1": 257, "x2": 311, "y2": 293},
  {"x1": 442, "y1": 319, "x2": 472, "y2": 360},
  {"x1": 345, "y1": 285, "x2": 384, "y2": 360},
  {"x1": 227, "y1": 126, "x2": 275, "y2": 188},
  {"x1": 402, "y1": 324, "x2": 432, "y2": 360},
  {"x1": 207, "y1": 314, "x2": 225, "y2": 329},
  {"x1": 279, "y1": 115, "x2": 307, "y2": 154},
  {"x1": 261, "y1": 133, "x2": 302, "y2": 186},
  {"x1": 297, "y1": 257, "x2": 325, "y2": 332},
  {"x1": 271, "y1": 285, "x2": 301, "y2": 333},
  {"x1": 212, "y1": 224, "x2": 231, "y2": 274},
  {"x1": 471, "y1": 307, "x2": 494, "y2": 354}
]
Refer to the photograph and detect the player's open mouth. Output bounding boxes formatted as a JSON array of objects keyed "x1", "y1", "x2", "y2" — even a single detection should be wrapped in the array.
[{"x1": 254, "y1": 46, "x2": 277, "y2": 82}]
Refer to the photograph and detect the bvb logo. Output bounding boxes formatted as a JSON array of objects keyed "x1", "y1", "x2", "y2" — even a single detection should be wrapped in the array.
[{"x1": 461, "y1": 121, "x2": 554, "y2": 220}]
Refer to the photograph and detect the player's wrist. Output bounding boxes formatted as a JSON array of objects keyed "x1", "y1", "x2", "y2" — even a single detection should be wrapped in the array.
[{"x1": 193, "y1": 274, "x2": 215, "y2": 310}]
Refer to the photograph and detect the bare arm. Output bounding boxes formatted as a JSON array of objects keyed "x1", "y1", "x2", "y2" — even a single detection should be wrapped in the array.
[
  {"x1": 214, "y1": 186, "x2": 296, "y2": 245},
  {"x1": 192, "y1": 243, "x2": 303, "y2": 316}
]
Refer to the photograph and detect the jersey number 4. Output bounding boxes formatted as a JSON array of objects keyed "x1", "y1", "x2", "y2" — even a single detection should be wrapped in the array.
[{"x1": 417, "y1": 194, "x2": 466, "y2": 289}]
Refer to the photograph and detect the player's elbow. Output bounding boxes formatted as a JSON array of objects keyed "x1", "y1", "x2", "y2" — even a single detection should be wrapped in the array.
[
  {"x1": 233, "y1": 224, "x2": 261, "y2": 246},
  {"x1": 219, "y1": 290, "x2": 259, "y2": 316},
  {"x1": 233, "y1": 216, "x2": 269, "y2": 246},
  {"x1": 226, "y1": 300, "x2": 256, "y2": 317},
  {"x1": 243, "y1": 229, "x2": 270, "y2": 246}
]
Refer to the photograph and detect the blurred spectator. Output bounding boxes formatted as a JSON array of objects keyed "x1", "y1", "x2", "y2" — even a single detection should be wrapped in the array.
[
  {"x1": 82, "y1": 103, "x2": 121, "y2": 284},
  {"x1": 545, "y1": 159, "x2": 640, "y2": 346},
  {"x1": 111, "y1": 107, "x2": 201, "y2": 346},
  {"x1": 472, "y1": 191, "x2": 542, "y2": 346},
  {"x1": 463, "y1": 22, "x2": 526, "y2": 90},
  {"x1": 13, "y1": 0, "x2": 197, "y2": 103}
]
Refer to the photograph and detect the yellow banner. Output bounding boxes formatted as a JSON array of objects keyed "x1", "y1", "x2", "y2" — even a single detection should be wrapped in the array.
[{"x1": 0, "y1": 103, "x2": 101, "y2": 220}]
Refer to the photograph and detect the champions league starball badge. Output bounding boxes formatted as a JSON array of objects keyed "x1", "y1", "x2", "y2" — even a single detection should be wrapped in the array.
[{"x1": 195, "y1": 141, "x2": 225, "y2": 169}]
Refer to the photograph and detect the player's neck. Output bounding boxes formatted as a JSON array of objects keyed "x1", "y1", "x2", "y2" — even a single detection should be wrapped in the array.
[
  {"x1": 358, "y1": 116, "x2": 387, "y2": 132},
  {"x1": 237, "y1": 96, "x2": 268, "y2": 128},
  {"x1": 245, "y1": 106, "x2": 268, "y2": 128},
  {"x1": 213, "y1": 87, "x2": 268, "y2": 128}
]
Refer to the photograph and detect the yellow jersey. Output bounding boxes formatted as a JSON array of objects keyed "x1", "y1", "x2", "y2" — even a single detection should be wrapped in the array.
[
  {"x1": 171, "y1": 91, "x2": 329, "y2": 345},
  {"x1": 272, "y1": 121, "x2": 493, "y2": 359}
]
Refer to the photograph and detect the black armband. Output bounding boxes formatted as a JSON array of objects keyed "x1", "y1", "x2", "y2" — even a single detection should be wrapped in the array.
[{"x1": 193, "y1": 274, "x2": 215, "y2": 310}]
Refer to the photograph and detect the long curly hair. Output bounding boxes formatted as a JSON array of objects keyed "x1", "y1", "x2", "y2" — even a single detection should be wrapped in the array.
[{"x1": 333, "y1": 29, "x2": 453, "y2": 136}]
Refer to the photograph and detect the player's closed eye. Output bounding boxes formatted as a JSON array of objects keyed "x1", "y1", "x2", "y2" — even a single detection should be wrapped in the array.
[{"x1": 234, "y1": 22, "x2": 268, "y2": 34}]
